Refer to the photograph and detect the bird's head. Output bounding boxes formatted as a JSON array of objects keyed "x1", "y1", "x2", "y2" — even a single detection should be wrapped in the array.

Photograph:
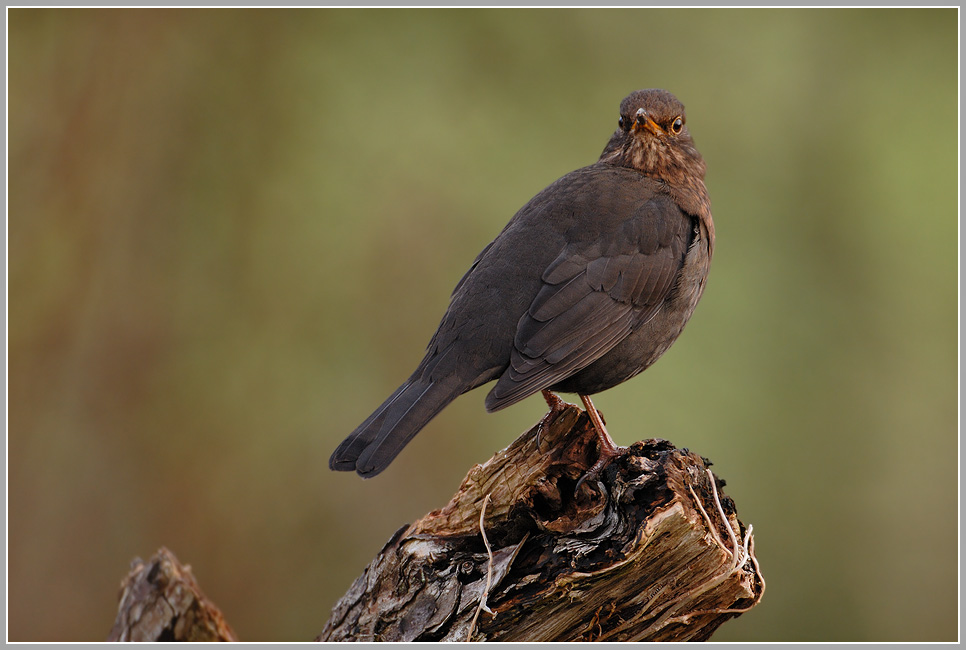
[{"x1": 599, "y1": 89, "x2": 706, "y2": 185}]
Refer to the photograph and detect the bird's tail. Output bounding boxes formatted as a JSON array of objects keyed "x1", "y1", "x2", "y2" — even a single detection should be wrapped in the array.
[{"x1": 329, "y1": 377, "x2": 459, "y2": 477}]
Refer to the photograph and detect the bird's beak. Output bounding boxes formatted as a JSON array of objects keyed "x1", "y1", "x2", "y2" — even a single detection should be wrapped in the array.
[{"x1": 633, "y1": 108, "x2": 662, "y2": 136}]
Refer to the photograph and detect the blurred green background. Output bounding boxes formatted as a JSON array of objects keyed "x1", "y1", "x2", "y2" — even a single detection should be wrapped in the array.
[{"x1": 7, "y1": 7, "x2": 957, "y2": 642}]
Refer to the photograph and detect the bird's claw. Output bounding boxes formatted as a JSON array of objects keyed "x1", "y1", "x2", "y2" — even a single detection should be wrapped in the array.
[
  {"x1": 573, "y1": 393, "x2": 627, "y2": 497},
  {"x1": 574, "y1": 443, "x2": 628, "y2": 496}
]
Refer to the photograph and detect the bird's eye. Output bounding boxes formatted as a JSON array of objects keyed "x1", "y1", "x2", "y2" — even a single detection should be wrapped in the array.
[
  {"x1": 670, "y1": 117, "x2": 684, "y2": 134},
  {"x1": 618, "y1": 116, "x2": 625, "y2": 129}
]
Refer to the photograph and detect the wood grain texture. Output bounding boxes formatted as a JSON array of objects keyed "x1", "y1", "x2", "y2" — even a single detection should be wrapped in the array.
[
  {"x1": 319, "y1": 402, "x2": 764, "y2": 642},
  {"x1": 107, "y1": 403, "x2": 763, "y2": 642},
  {"x1": 108, "y1": 547, "x2": 237, "y2": 642}
]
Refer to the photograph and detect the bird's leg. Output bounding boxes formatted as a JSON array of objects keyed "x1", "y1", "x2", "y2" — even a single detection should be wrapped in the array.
[
  {"x1": 576, "y1": 394, "x2": 628, "y2": 492},
  {"x1": 542, "y1": 389, "x2": 573, "y2": 412},
  {"x1": 535, "y1": 390, "x2": 573, "y2": 448}
]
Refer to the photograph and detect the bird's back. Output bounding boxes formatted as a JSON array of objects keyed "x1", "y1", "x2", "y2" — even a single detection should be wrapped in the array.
[{"x1": 417, "y1": 163, "x2": 671, "y2": 392}]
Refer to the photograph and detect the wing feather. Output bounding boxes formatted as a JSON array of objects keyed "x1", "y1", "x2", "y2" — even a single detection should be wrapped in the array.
[{"x1": 485, "y1": 195, "x2": 692, "y2": 412}]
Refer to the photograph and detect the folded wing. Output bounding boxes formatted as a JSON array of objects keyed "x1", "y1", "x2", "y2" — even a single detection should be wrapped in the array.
[{"x1": 485, "y1": 196, "x2": 692, "y2": 411}]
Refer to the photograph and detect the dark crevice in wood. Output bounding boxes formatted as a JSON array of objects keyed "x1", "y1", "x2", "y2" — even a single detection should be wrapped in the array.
[{"x1": 109, "y1": 402, "x2": 764, "y2": 642}]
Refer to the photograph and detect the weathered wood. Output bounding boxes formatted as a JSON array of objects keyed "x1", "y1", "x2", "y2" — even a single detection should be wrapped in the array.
[
  {"x1": 319, "y1": 402, "x2": 764, "y2": 642},
  {"x1": 107, "y1": 403, "x2": 763, "y2": 642},
  {"x1": 108, "y1": 547, "x2": 237, "y2": 642}
]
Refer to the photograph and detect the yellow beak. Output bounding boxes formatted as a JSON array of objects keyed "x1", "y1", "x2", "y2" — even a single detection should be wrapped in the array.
[{"x1": 633, "y1": 109, "x2": 662, "y2": 136}]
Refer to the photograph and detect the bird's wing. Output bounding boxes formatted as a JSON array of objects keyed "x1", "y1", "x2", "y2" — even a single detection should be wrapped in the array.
[
  {"x1": 485, "y1": 195, "x2": 693, "y2": 411},
  {"x1": 450, "y1": 240, "x2": 495, "y2": 298}
]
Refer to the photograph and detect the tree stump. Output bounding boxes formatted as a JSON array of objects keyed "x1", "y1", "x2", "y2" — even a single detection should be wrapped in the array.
[
  {"x1": 318, "y1": 402, "x2": 764, "y2": 642},
  {"x1": 108, "y1": 547, "x2": 237, "y2": 642},
  {"x1": 108, "y1": 402, "x2": 764, "y2": 642}
]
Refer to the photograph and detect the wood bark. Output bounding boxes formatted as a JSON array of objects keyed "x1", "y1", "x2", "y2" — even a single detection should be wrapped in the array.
[
  {"x1": 319, "y1": 402, "x2": 764, "y2": 642},
  {"x1": 109, "y1": 402, "x2": 764, "y2": 642},
  {"x1": 108, "y1": 547, "x2": 237, "y2": 641}
]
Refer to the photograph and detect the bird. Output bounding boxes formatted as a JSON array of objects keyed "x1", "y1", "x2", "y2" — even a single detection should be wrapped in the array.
[{"x1": 329, "y1": 89, "x2": 714, "y2": 480}]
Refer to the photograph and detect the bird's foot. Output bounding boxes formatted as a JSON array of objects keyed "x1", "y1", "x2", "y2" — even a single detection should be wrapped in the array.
[
  {"x1": 574, "y1": 441, "x2": 628, "y2": 494},
  {"x1": 535, "y1": 390, "x2": 574, "y2": 449},
  {"x1": 575, "y1": 394, "x2": 628, "y2": 494}
]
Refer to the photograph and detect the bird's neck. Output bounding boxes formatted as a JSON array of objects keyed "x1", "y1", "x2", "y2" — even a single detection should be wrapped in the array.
[{"x1": 601, "y1": 138, "x2": 714, "y2": 254}]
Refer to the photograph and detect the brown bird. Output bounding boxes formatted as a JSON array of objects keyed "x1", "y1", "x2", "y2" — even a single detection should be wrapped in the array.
[{"x1": 330, "y1": 89, "x2": 714, "y2": 480}]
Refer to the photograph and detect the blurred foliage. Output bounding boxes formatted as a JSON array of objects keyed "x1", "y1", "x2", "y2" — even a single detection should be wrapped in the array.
[{"x1": 7, "y1": 7, "x2": 957, "y2": 642}]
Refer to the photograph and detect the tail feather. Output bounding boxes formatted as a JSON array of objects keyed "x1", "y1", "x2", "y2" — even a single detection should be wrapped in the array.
[
  {"x1": 329, "y1": 378, "x2": 459, "y2": 477},
  {"x1": 328, "y1": 382, "x2": 409, "y2": 472}
]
